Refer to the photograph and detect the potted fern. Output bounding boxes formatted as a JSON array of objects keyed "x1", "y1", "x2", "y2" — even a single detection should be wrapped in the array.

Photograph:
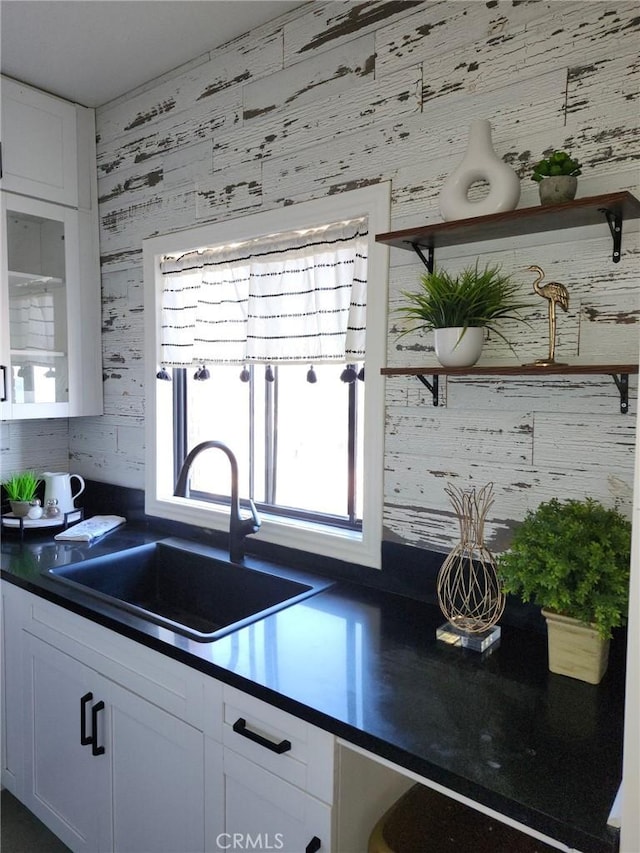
[
  {"x1": 2, "y1": 470, "x2": 42, "y2": 517},
  {"x1": 397, "y1": 262, "x2": 530, "y2": 367},
  {"x1": 531, "y1": 149, "x2": 582, "y2": 205},
  {"x1": 497, "y1": 497, "x2": 631, "y2": 684}
]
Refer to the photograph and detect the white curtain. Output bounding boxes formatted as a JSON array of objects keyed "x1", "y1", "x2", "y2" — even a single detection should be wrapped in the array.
[
  {"x1": 9, "y1": 292, "x2": 56, "y2": 352},
  {"x1": 159, "y1": 218, "x2": 368, "y2": 366}
]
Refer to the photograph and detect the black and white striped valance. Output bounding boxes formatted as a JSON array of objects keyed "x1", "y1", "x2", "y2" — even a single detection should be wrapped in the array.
[{"x1": 158, "y1": 218, "x2": 368, "y2": 366}]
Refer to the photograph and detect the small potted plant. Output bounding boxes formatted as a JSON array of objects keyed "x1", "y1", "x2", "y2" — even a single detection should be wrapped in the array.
[
  {"x1": 2, "y1": 470, "x2": 42, "y2": 517},
  {"x1": 396, "y1": 262, "x2": 531, "y2": 367},
  {"x1": 531, "y1": 150, "x2": 582, "y2": 205},
  {"x1": 497, "y1": 497, "x2": 631, "y2": 684}
]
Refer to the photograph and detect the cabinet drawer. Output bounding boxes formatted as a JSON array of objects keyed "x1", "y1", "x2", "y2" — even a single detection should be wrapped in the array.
[
  {"x1": 22, "y1": 589, "x2": 207, "y2": 730},
  {"x1": 223, "y1": 685, "x2": 334, "y2": 804}
]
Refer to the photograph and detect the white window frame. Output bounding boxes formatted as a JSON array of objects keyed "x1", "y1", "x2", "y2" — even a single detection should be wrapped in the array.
[{"x1": 143, "y1": 184, "x2": 390, "y2": 569}]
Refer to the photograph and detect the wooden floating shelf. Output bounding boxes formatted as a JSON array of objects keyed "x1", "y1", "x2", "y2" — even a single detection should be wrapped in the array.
[
  {"x1": 376, "y1": 192, "x2": 640, "y2": 253},
  {"x1": 378, "y1": 193, "x2": 640, "y2": 411},
  {"x1": 381, "y1": 364, "x2": 638, "y2": 414},
  {"x1": 381, "y1": 363, "x2": 639, "y2": 377}
]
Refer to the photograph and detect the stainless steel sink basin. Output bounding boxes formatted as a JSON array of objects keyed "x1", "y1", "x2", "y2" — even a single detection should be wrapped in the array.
[{"x1": 44, "y1": 538, "x2": 333, "y2": 641}]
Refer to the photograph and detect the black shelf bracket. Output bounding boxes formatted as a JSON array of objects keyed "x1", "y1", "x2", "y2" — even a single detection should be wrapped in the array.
[
  {"x1": 416, "y1": 373, "x2": 439, "y2": 406},
  {"x1": 410, "y1": 242, "x2": 434, "y2": 273},
  {"x1": 600, "y1": 207, "x2": 623, "y2": 263},
  {"x1": 610, "y1": 373, "x2": 630, "y2": 414}
]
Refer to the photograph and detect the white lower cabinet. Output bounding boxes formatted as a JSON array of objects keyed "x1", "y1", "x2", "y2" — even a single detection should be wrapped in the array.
[
  {"x1": 1, "y1": 581, "x2": 28, "y2": 798},
  {"x1": 1, "y1": 582, "x2": 578, "y2": 852},
  {"x1": 216, "y1": 686, "x2": 334, "y2": 853},
  {"x1": 23, "y1": 632, "x2": 205, "y2": 853},
  {"x1": 222, "y1": 749, "x2": 331, "y2": 853},
  {"x1": 1, "y1": 585, "x2": 420, "y2": 852},
  {"x1": 2, "y1": 585, "x2": 336, "y2": 852},
  {"x1": 23, "y1": 633, "x2": 111, "y2": 851}
]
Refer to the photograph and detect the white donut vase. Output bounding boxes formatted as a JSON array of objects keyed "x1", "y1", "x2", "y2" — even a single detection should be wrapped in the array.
[{"x1": 439, "y1": 120, "x2": 521, "y2": 221}]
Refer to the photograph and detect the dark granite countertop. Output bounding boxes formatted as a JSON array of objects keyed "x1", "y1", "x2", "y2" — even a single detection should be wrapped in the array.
[{"x1": 1, "y1": 527, "x2": 624, "y2": 853}]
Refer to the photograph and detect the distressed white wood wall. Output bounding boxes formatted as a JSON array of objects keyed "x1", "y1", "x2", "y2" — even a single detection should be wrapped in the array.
[
  {"x1": 0, "y1": 420, "x2": 70, "y2": 478},
  {"x1": 4, "y1": 0, "x2": 638, "y2": 552}
]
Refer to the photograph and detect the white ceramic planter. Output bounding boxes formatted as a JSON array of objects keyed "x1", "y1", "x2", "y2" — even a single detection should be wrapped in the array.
[
  {"x1": 542, "y1": 609, "x2": 609, "y2": 685},
  {"x1": 439, "y1": 119, "x2": 521, "y2": 221},
  {"x1": 434, "y1": 327, "x2": 484, "y2": 368},
  {"x1": 538, "y1": 175, "x2": 578, "y2": 206}
]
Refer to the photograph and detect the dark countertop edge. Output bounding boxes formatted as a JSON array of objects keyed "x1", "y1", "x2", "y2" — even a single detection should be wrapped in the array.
[{"x1": 1, "y1": 569, "x2": 619, "y2": 853}]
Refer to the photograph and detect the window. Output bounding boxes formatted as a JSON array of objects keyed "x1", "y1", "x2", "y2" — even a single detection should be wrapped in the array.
[
  {"x1": 178, "y1": 363, "x2": 363, "y2": 529},
  {"x1": 144, "y1": 185, "x2": 390, "y2": 568}
]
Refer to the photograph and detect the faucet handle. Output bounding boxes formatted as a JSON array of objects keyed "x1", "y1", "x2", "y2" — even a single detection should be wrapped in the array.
[{"x1": 240, "y1": 498, "x2": 261, "y2": 535}]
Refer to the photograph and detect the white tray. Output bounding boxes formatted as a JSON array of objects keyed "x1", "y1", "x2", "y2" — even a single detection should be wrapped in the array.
[{"x1": 2, "y1": 510, "x2": 83, "y2": 529}]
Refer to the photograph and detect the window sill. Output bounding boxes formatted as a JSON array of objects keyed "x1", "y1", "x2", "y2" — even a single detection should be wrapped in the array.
[{"x1": 145, "y1": 494, "x2": 380, "y2": 569}]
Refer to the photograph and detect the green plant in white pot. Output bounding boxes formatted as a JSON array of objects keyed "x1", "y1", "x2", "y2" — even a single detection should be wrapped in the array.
[
  {"x1": 397, "y1": 262, "x2": 530, "y2": 367},
  {"x1": 497, "y1": 497, "x2": 631, "y2": 684},
  {"x1": 2, "y1": 471, "x2": 42, "y2": 517}
]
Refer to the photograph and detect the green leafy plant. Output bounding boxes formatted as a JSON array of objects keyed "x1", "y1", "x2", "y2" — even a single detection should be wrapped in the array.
[
  {"x1": 2, "y1": 470, "x2": 42, "y2": 502},
  {"x1": 531, "y1": 150, "x2": 582, "y2": 182},
  {"x1": 396, "y1": 262, "x2": 531, "y2": 344},
  {"x1": 497, "y1": 498, "x2": 631, "y2": 639}
]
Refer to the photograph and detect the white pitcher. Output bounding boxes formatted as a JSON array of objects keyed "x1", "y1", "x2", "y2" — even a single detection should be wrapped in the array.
[{"x1": 43, "y1": 472, "x2": 85, "y2": 515}]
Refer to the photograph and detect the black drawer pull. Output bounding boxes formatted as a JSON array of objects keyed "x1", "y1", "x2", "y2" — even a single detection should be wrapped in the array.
[
  {"x1": 306, "y1": 837, "x2": 321, "y2": 853},
  {"x1": 91, "y1": 701, "x2": 106, "y2": 756},
  {"x1": 232, "y1": 717, "x2": 292, "y2": 754},
  {"x1": 80, "y1": 692, "x2": 93, "y2": 746},
  {"x1": 0, "y1": 365, "x2": 7, "y2": 403}
]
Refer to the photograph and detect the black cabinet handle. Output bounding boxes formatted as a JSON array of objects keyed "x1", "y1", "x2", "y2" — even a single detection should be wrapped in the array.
[
  {"x1": 80, "y1": 692, "x2": 93, "y2": 746},
  {"x1": 232, "y1": 717, "x2": 292, "y2": 754},
  {"x1": 306, "y1": 838, "x2": 321, "y2": 853},
  {"x1": 91, "y1": 701, "x2": 105, "y2": 756},
  {"x1": 0, "y1": 365, "x2": 7, "y2": 403}
]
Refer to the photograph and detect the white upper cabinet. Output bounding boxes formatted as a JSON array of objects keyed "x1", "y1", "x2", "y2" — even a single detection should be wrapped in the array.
[
  {"x1": 1, "y1": 76, "x2": 79, "y2": 207},
  {"x1": 0, "y1": 193, "x2": 102, "y2": 419},
  {"x1": 0, "y1": 77, "x2": 102, "y2": 419}
]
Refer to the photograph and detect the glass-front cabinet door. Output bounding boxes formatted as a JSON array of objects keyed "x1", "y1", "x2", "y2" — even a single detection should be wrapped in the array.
[{"x1": 1, "y1": 193, "x2": 80, "y2": 419}]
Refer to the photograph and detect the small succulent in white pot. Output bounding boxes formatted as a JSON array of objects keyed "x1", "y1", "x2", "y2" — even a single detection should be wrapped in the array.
[{"x1": 531, "y1": 150, "x2": 582, "y2": 205}]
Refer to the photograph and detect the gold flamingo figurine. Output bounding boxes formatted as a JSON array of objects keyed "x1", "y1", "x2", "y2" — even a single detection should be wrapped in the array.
[{"x1": 528, "y1": 265, "x2": 569, "y2": 366}]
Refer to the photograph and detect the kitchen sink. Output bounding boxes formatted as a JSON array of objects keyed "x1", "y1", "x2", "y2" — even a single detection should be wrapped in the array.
[{"x1": 44, "y1": 538, "x2": 333, "y2": 641}]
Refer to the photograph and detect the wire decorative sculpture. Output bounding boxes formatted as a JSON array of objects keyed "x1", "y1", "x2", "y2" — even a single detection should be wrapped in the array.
[{"x1": 437, "y1": 482, "x2": 505, "y2": 635}]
